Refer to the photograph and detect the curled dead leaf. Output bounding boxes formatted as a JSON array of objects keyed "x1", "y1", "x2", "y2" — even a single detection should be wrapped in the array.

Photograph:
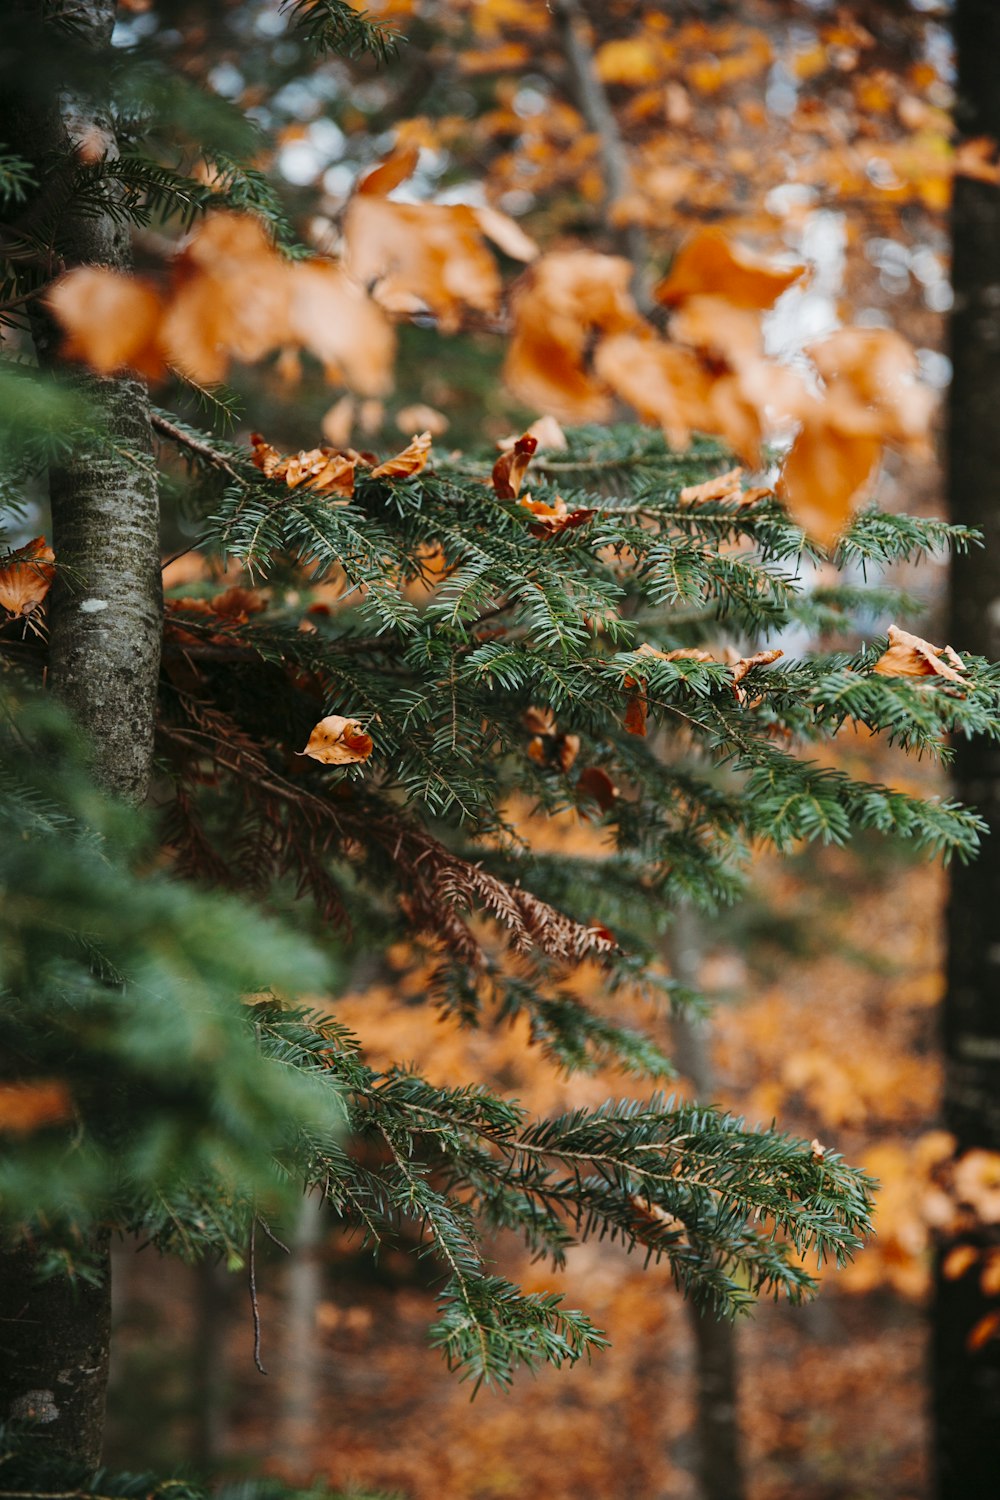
[
  {"x1": 300, "y1": 715, "x2": 374, "y2": 766},
  {"x1": 370, "y1": 431, "x2": 432, "y2": 479},
  {"x1": 518, "y1": 494, "x2": 596, "y2": 538},
  {"x1": 576, "y1": 765, "x2": 620, "y2": 811},
  {"x1": 655, "y1": 228, "x2": 805, "y2": 310},
  {"x1": 0, "y1": 537, "x2": 56, "y2": 617},
  {"x1": 872, "y1": 624, "x2": 965, "y2": 684},
  {"x1": 0, "y1": 1079, "x2": 73, "y2": 1134},
  {"x1": 492, "y1": 433, "x2": 538, "y2": 500}
]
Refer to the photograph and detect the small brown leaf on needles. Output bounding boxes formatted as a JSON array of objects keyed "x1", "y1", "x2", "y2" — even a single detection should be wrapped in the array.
[
  {"x1": 576, "y1": 765, "x2": 620, "y2": 811},
  {"x1": 518, "y1": 494, "x2": 595, "y2": 537},
  {"x1": 300, "y1": 716, "x2": 374, "y2": 766},
  {"x1": 872, "y1": 624, "x2": 965, "y2": 684},
  {"x1": 370, "y1": 432, "x2": 432, "y2": 478},
  {"x1": 679, "y1": 467, "x2": 771, "y2": 508},
  {"x1": 0, "y1": 537, "x2": 56, "y2": 617},
  {"x1": 493, "y1": 433, "x2": 538, "y2": 500},
  {"x1": 0, "y1": 1080, "x2": 73, "y2": 1134}
]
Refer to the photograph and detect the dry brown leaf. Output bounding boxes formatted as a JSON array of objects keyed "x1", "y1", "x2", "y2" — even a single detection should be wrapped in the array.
[
  {"x1": 395, "y1": 403, "x2": 449, "y2": 437},
  {"x1": 967, "y1": 1311, "x2": 1000, "y2": 1354},
  {"x1": 872, "y1": 624, "x2": 966, "y2": 684},
  {"x1": 300, "y1": 715, "x2": 373, "y2": 766},
  {"x1": 473, "y1": 204, "x2": 539, "y2": 262},
  {"x1": 504, "y1": 251, "x2": 642, "y2": 422},
  {"x1": 496, "y1": 415, "x2": 568, "y2": 454},
  {"x1": 954, "y1": 136, "x2": 1000, "y2": 185},
  {"x1": 679, "y1": 467, "x2": 747, "y2": 505},
  {"x1": 161, "y1": 213, "x2": 295, "y2": 384},
  {"x1": 731, "y1": 647, "x2": 783, "y2": 687},
  {"x1": 518, "y1": 494, "x2": 595, "y2": 537},
  {"x1": 0, "y1": 537, "x2": 56, "y2": 617},
  {"x1": 594, "y1": 334, "x2": 712, "y2": 451},
  {"x1": 249, "y1": 435, "x2": 356, "y2": 497},
  {"x1": 655, "y1": 229, "x2": 804, "y2": 311},
  {"x1": 288, "y1": 260, "x2": 395, "y2": 395},
  {"x1": 344, "y1": 193, "x2": 504, "y2": 332},
  {"x1": 576, "y1": 765, "x2": 620, "y2": 811},
  {"x1": 778, "y1": 412, "x2": 881, "y2": 548},
  {"x1": 0, "y1": 1080, "x2": 73, "y2": 1134},
  {"x1": 370, "y1": 431, "x2": 432, "y2": 479},
  {"x1": 942, "y1": 1243, "x2": 979, "y2": 1281},
  {"x1": 48, "y1": 269, "x2": 164, "y2": 378},
  {"x1": 356, "y1": 145, "x2": 421, "y2": 196},
  {"x1": 623, "y1": 693, "x2": 648, "y2": 737},
  {"x1": 492, "y1": 433, "x2": 538, "y2": 500}
]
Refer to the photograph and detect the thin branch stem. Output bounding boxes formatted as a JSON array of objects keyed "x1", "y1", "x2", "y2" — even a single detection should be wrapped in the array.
[{"x1": 150, "y1": 411, "x2": 245, "y2": 485}]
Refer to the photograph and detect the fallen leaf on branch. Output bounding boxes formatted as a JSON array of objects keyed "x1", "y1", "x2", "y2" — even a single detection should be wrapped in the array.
[
  {"x1": 0, "y1": 537, "x2": 56, "y2": 617},
  {"x1": 300, "y1": 715, "x2": 374, "y2": 765},
  {"x1": 872, "y1": 624, "x2": 965, "y2": 684},
  {"x1": 655, "y1": 228, "x2": 805, "y2": 310},
  {"x1": 518, "y1": 494, "x2": 595, "y2": 537},
  {"x1": 730, "y1": 647, "x2": 783, "y2": 704},
  {"x1": 679, "y1": 466, "x2": 771, "y2": 508},
  {"x1": 0, "y1": 1080, "x2": 73, "y2": 1134},
  {"x1": 576, "y1": 765, "x2": 620, "y2": 811},
  {"x1": 522, "y1": 706, "x2": 580, "y2": 772},
  {"x1": 370, "y1": 431, "x2": 432, "y2": 478},
  {"x1": 492, "y1": 433, "x2": 538, "y2": 499},
  {"x1": 250, "y1": 434, "x2": 356, "y2": 497}
]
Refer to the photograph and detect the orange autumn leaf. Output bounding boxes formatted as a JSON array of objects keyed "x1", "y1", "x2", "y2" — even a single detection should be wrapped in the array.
[
  {"x1": 518, "y1": 494, "x2": 595, "y2": 538},
  {"x1": 967, "y1": 1311, "x2": 1000, "y2": 1354},
  {"x1": 0, "y1": 1079, "x2": 73, "y2": 1134},
  {"x1": 872, "y1": 625, "x2": 966, "y2": 685},
  {"x1": 395, "y1": 403, "x2": 449, "y2": 437},
  {"x1": 287, "y1": 260, "x2": 395, "y2": 396},
  {"x1": 0, "y1": 537, "x2": 56, "y2": 617},
  {"x1": 300, "y1": 715, "x2": 374, "y2": 766},
  {"x1": 496, "y1": 415, "x2": 568, "y2": 455},
  {"x1": 594, "y1": 334, "x2": 712, "y2": 452},
  {"x1": 778, "y1": 415, "x2": 881, "y2": 548},
  {"x1": 370, "y1": 431, "x2": 432, "y2": 479},
  {"x1": 679, "y1": 466, "x2": 771, "y2": 508},
  {"x1": 576, "y1": 765, "x2": 620, "y2": 811},
  {"x1": 954, "y1": 136, "x2": 1000, "y2": 185},
  {"x1": 473, "y1": 204, "x2": 538, "y2": 263},
  {"x1": 655, "y1": 228, "x2": 805, "y2": 311},
  {"x1": 623, "y1": 693, "x2": 648, "y2": 737},
  {"x1": 250, "y1": 435, "x2": 356, "y2": 497},
  {"x1": 356, "y1": 144, "x2": 421, "y2": 196},
  {"x1": 48, "y1": 268, "x2": 164, "y2": 378},
  {"x1": 344, "y1": 164, "x2": 506, "y2": 330},
  {"x1": 492, "y1": 433, "x2": 538, "y2": 500},
  {"x1": 942, "y1": 1243, "x2": 979, "y2": 1281},
  {"x1": 504, "y1": 251, "x2": 642, "y2": 422}
]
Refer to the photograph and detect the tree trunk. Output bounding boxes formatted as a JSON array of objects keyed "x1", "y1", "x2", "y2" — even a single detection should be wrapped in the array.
[
  {"x1": 669, "y1": 909, "x2": 746, "y2": 1500},
  {"x1": 933, "y1": 2, "x2": 1000, "y2": 1493},
  {"x1": 0, "y1": 0, "x2": 161, "y2": 1465}
]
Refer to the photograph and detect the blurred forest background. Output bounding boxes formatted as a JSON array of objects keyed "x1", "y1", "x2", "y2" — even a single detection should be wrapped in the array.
[{"x1": 79, "y1": 1, "x2": 965, "y2": 1497}]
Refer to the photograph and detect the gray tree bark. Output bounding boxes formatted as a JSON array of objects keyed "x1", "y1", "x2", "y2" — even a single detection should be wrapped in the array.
[
  {"x1": 932, "y1": 1, "x2": 1000, "y2": 1493},
  {"x1": 669, "y1": 910, "x2": 746, "y2": 1500},
  {"x1": 0, "y1": 0, "x2": 161, "y2": 1465}
]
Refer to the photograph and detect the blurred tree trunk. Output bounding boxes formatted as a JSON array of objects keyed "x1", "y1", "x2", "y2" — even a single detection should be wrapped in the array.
[
  {"x1": 0, "y1": 0, "x2": 161, "y2": 1466},
  {"x1": 669, "y1": 909, "x2": 746, "y2": 1500},
  {"x1": 278, "y1": 1194, "x2": 325, "y2": 1472},
  {"x1": 933, "y1": 1, "x2": 1000, "y2": 1493}
]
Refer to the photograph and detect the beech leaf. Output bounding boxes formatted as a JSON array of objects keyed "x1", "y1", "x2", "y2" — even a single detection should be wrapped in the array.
[
  {"x1": 871, "y1": 625, "x2": 966, "y2": 684},
  {"x1": 0, "y1": 537, "x2": 56, "y2": 617},
  {"x1": 300, "y1": 715, "x2": 374, "y2": 766}
]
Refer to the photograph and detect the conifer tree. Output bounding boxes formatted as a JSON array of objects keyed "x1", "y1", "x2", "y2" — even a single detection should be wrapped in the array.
[{"x1": 0, "y1": 1, "x2": 996, "y2": 1489}]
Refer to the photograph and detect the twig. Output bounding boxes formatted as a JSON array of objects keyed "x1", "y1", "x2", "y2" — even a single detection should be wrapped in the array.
[
  {"x1": 249, "y1": 1215, "x2": 267, "y2": 1375},
  {"x1": 549, "y1": 0, "x2": 649, "y2": 307},
  {"x1": 151, "y1": 410, "x2": 245, "y2": 485}
]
